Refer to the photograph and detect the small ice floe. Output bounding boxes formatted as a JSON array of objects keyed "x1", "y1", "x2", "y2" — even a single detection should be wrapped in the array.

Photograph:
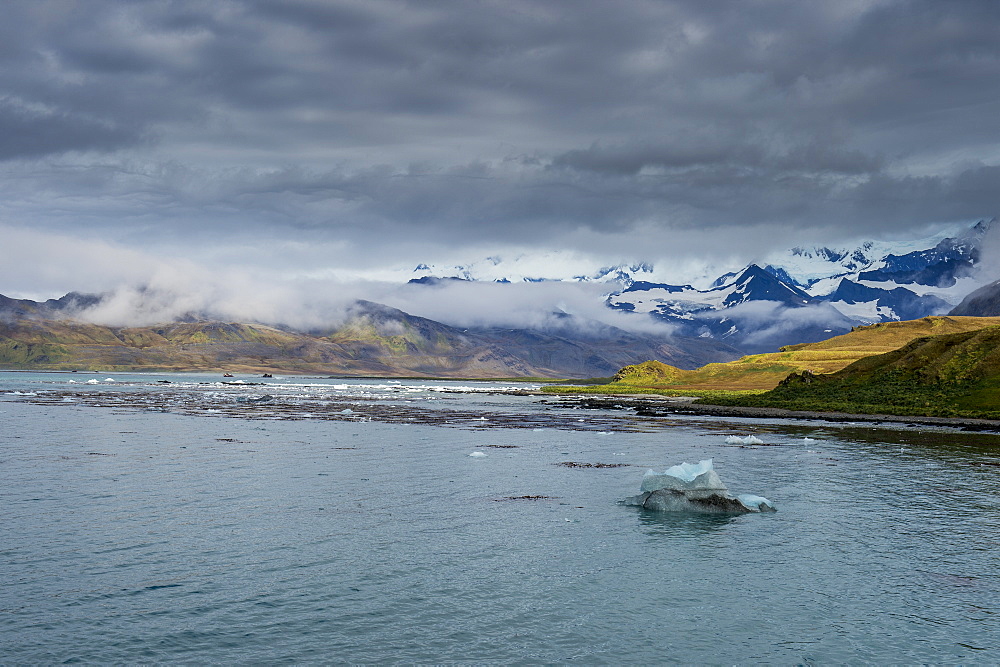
[
  {"x1": 468, "y1": 451, "x2": 488, "y2": 458},
  {"x1": 622, "y1": 459, "x2": 775, "y2": 514},
  {"x1": 725, "y1": 434, "x2": 765, "y2": 445},
  {"x1": 104, "y1": 378, "x2": 115, "y2": 382},
  {"x1": 803, "y1": 437, "x2": 817, "y2": 443},
  {"x1": 9, "y1": 391, "x2": 37, "y2": 396},
  {"x1": 236, "y1": 395, "x2": 273, "y2": 404},
  {"x1": 341, "y1": 408, "x2": 353, "y2": 414},
  {"x1": 86, "y1": 379, "x2": 100, "y2": 384}
]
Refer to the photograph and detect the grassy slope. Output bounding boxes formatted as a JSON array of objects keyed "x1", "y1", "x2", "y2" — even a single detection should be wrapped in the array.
[
  {"x1": 0, "y1": 317, "x2": 541, "y2": 377},
  {"x1": 702, "y1": 325, "x2": 1000, "y2": 419},
  {"x1": 544, "y1": 316, "x2": 1000, "y2": 396},
  {"x1": 0, "y1": 320, "x2": 315, "y2": 373}
]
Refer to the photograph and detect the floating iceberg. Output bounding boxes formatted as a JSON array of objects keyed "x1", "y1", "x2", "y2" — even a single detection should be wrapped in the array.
[
  {"x1": 623, "y1": 459, "x2": 775, "y2": 513},
  {"x1": 725, "y1": 434, "x2": 765, "y2": 445}
]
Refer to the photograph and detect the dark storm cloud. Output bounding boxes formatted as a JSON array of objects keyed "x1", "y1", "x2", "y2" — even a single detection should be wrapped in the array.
[
  {"x1": 2, "y1": 0, "x2": 1000, "y2": 271},
  {"x1": 0, "y1": 99, "x2": 142, "y2": 160}
]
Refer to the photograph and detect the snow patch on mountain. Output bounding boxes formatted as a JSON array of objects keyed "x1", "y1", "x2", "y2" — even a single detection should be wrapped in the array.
[
  {"x1": 854, "y1": 276, "x2": 982, "y2": 303},
  {"x1": 609, "y1": 265, "x2": 814, "y2": 319},
  {"x1": 410, "y1": 253, "x2": 659, "y2": 287},
  {"x1": 824, "y1": 300, "x2": 894, "y2": 324},
  {"x1": 762, "y1": 227, "x2": 963, "y2": 288}
]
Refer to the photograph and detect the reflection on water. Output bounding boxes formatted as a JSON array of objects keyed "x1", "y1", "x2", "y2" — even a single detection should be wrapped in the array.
[{"x1": 634, "y1": 509, "x2": 744, "y2": 536}]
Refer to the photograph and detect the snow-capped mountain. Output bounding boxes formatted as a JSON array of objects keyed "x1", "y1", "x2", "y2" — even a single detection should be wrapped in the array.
[
  {"x1": 608, "y1": 265, "x2": 848, "y2": 351},
  {"x1": 410, "y1": 218, "x2": 996, "y2": 353},
  {"x1": 409, "y1": 254, "x2": 658, "y2": 286},
  {"x1": 761, "y1": 222, "x2": 986, "y2": 289},
  {"x1": 609, "y1": 265, "x2": 815, "y2": 320},
  {"x1": 609, "y1": 220, "x2": 993, "y2": 351}
]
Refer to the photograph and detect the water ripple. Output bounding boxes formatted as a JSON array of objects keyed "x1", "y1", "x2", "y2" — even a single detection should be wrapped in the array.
[{"x1": 3, "y1": 372, "x2": 1000, "y2": 662}]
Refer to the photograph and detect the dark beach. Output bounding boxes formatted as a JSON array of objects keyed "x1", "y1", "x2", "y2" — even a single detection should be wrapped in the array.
[{"x1": 541, "y1": 393, "x2": 1000, "y2": 434}]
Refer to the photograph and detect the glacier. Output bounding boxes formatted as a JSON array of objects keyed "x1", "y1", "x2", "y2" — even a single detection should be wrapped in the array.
[{"x1": 623, "y1": 459, "x2": 776, "y2": 513}]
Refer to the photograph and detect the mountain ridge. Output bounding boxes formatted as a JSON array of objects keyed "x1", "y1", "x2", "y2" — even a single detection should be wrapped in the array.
[
  {"x1": 605, "y1": 221, "x2": 994, "y2": 351},
  {"x1": 411, "y1": 219, "x2": 997, "y2": 353},
  {"x1": 0, "y1": 295, "x2": 739, "y2": 378}
]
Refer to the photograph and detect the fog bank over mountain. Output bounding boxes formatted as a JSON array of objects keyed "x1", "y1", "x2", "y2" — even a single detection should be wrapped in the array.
[{"x1": 9, "y1": 218, "x2": 1000, "y2": 356}]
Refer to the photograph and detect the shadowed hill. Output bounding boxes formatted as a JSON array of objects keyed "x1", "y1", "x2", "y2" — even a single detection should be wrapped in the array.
[
  {"x1": 547, "y1": 315, "x2": 1000, "y2": 393},
  {"x1": 949, "y1": 278, "x2": 1000, "y2": 316}
]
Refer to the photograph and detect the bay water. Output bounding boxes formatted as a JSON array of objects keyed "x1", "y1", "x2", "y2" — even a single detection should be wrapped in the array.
[{"x1": 2, "y1": 371, "x2": 999, "y2": 663}]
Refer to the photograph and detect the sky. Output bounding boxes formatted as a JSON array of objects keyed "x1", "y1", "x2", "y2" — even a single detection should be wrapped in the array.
[{"x1": 2, "y1": 0, "x2": 1000, "y2": 326}]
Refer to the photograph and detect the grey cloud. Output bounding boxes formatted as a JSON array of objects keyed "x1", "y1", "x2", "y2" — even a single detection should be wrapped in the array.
[
  {"x1": 551, "y1": 139, "x2": 883, "y2": 177},
  {"x1": 2, "y1": 0, "x2": 1000, "y2": 303},
  {"x1": 0, "y1": 99, "x2": 143, "y2": 159},
  {"x1": 0, "y1": 151, "x2": 994, "y2": 260}
]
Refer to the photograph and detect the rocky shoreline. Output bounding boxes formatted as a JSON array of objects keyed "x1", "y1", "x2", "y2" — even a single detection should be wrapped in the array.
[{"x1": 547, "y1": 393, "x2": 1000, "y2": 433}]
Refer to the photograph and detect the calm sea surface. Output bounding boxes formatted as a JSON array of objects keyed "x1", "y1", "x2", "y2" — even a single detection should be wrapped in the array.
[{"x1": 3, "y1": 371, "x2": 1000, "y2": 663}]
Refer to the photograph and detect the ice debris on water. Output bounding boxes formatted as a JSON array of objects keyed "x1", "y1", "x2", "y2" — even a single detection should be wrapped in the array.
[
  {"x1": 725, "y1": 434, "x2": 765, "y2": 445},
  {"x1": 469, "y1": 451, "x2": 488, "y2": 458},
  {"x1": 733, "y1": 494, "x2": 773, "y2": 511},
  {"x1": 623, "y1": 458, "x2": 775, "y2": 514}
]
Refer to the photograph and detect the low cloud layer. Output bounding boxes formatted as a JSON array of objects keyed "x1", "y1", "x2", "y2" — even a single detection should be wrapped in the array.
[
  {"x1": 65, "y1": 266, "x2": 678, "y2": 337},
  {"x1": 0, "y1": 223, "x2": 672, "y2": 333}
]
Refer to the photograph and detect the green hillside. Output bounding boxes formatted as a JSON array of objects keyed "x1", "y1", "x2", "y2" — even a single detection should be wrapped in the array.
[
  {"x1": 545, "y1": 316, "x2": 1000, "y2": 396},
  {"x1": 702, "y1": 325, "x2": 1000, "y2": 419}
]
